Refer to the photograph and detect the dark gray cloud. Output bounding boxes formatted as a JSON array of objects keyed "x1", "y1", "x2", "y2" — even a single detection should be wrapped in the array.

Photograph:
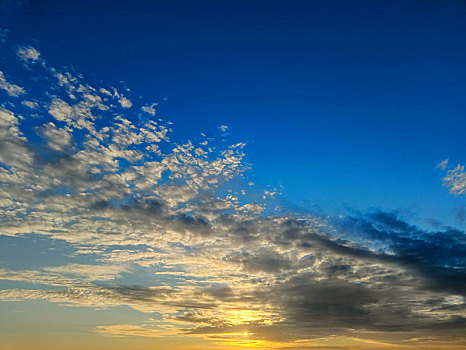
[{"x1": 337, "y1": 211, "x2": 466, "y2": 296}]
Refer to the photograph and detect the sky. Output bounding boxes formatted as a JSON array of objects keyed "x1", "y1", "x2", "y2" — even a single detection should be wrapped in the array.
[{"x1": 0, "y1": 0, "x2": 465, "y2": 349}]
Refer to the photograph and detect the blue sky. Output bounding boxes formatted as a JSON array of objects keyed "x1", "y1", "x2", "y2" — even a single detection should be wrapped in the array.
[
  {"x1": 3, "y1": 0, "x2": 466, "y2": 224},
  {"x1": 0, "y1": 1, "x2": 466, "y2": 349}
]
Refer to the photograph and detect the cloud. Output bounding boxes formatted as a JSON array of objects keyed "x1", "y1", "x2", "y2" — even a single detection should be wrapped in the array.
[
  {"x1": 0, "y1": 108, "x2": 34, "y2": 169},
  {"x1": 0, "y1": 70, "x2": 25, "y2": 96},
  {"x1": 36, "y1": 122, "x2": 73, "y2": 152},
  {"x1": 141, "y1": 103, "x2": 157, "y2": 115},
  {"x1": 21, "y1": 100, "x2": 39, "y2": 109},
  {"x1": 0, "y1": 28, "x2": 8, "y2": 44},
  {"x1": 17, "y1": 45, "x2": 41, "y2": 63},
  {"x1": 119, "y1": 96, "x2": 132, "y2": 108},
  {"x1": 96, "y1": 324, "x2": 178, "y2": 337},
  {"x1": 444, "y1": 164, "x2": 466, "y2": 195},
  {"x1": 43, "y1": 264, "x2": 129, "y2": 281},
  {"x1": 438, "y1": 159, "x2": 466, "y2": 195},
  {"x1": 437, "y1": 158, "x2": 449, "y2": 170}
]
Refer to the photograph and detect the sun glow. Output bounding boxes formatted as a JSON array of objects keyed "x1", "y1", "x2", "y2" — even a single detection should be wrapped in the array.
[{"x1": 223, "y1": 308, "x2": 280, "y2": 325}]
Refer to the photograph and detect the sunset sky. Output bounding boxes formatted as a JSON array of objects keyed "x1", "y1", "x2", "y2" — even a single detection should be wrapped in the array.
[{"x1": 0, "y1": 1, "x2": 465, "y2": 349}]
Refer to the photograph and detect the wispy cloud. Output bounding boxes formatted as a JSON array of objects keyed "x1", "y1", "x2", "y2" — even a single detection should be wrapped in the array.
[
  {"x1": 438, "y1": 159, "x2": 466, "y2": 195},
  {"x1": 96, "y1": 324, "x2": 179, "y2": 337}
]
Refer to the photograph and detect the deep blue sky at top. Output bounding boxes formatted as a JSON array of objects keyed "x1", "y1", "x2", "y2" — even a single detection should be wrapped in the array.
[{"x1": 1, "y1": 0, "x2": 466, "y2": 224}]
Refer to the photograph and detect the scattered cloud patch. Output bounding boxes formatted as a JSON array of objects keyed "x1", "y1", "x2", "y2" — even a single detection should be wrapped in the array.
[
  {"x1": 17, "y1": 45, "x2": 41, "y2": 63},
  {"x1": 0, "y1": 28, "x2": 9, "y2": 44},
  {"x1": 21, "y1": 100, "x2": 39, "y2": 109},
  {"x1": 141, "y1": 103, "x2": 157, "y2": 115},
  {"x1": 439, "y1": 159, "x2": 466, "y2": 195},
  {"x1": 119, "y1": 96, "x2": 132, "y2": 108},
  {"x1": 0, "y1": 71, "x2": 25, "y2": 96},
  {"x1": 437, "y1": 158, "x2": 449, "y2": 170}
]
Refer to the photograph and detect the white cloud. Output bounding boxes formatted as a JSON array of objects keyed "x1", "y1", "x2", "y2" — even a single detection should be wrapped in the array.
[
  {"x1": 21, "y1": 100, "x2": 39, "y2": 109},
  {"x1": 119, "y1": 96, "x2": 132, "y2": 108},
  {"x1": 443, "y1": 163, "x2": 466, "y2": 195},
  {"x1": 100, "y1": 87, "x2": 112, "y2": 96},
  {"x1": 239, "y1": 203, "x2": 264, "y2": 214},
  {"x1": 17, "y1": 46, "x2": 41, "y2": 63},
  {"x1": 141, "y1": 103, "x2": 157, "y2": 115},
  {"x1": 0, "y1": 71, "x2": 25, "y2": 96},
  {"x1": 37, "y1": 122, "x2": 73, "y2": 151},
  {"x1": 438, "y1": 159, "x2": 466, "y2": 196}
]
